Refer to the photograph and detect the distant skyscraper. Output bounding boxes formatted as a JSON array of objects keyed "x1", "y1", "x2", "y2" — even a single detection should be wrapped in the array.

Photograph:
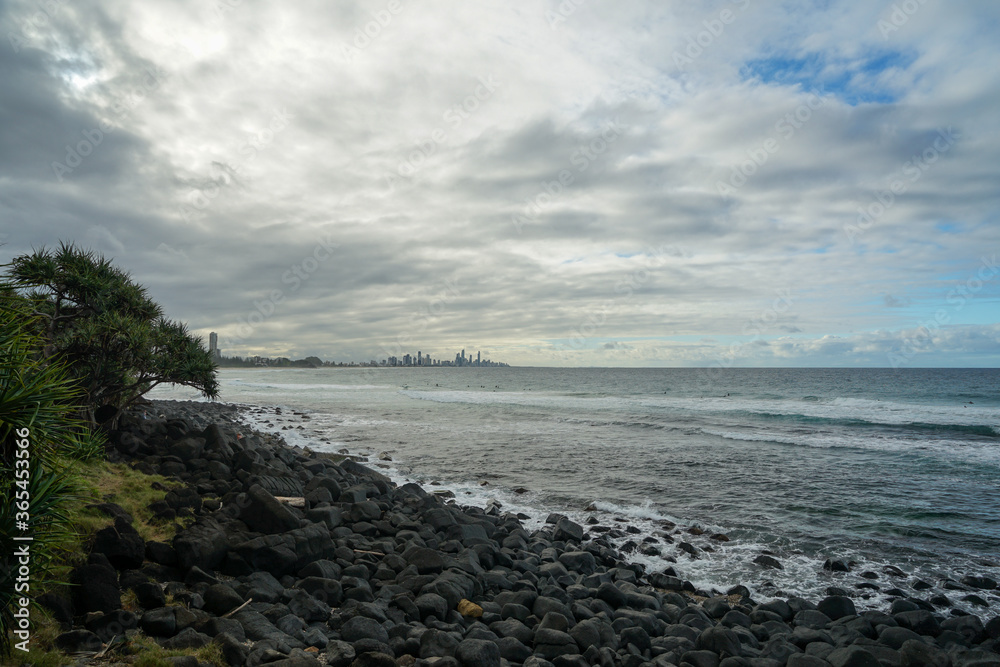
[
  {"x1": 209, "y1": 332, "x2": 220, "y2": 358},
  {"x1": 418, "y1": 351, "x2": 422, "y2": 365}
]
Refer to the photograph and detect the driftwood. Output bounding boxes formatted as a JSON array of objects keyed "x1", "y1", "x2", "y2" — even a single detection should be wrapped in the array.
[
  {"x1": 222, "y1": 598, "x2": 253, "y2": 618},
  {"x1": 274, "y1": 496, "x2": 306, "y2": 508}
]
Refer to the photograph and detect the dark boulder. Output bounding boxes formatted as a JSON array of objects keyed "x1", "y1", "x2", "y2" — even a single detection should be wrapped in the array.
[
  {"x1": 86, "y1": 609, "x2": 137, "y2": 641},
  {"x1": 817, "y1": 596, "x2": 856, "y2": 621},
  {"x1": 534, "y1": 627, "x2": 580, "y2": 660},
  {"x1": 698, "y1": 625, "x2": 743, "y2": 658},
  {"x1": 70, "y1": 559, "x2": 121, "y2": 613},
  {"x1": 173, "y1": 519, "x2": 229, "y2": 571},
  {"x1": 241, "y1": 484, "x2": 301, "y2": 534},
  {"x1": 146, "y1": 541, "x2": 178, "y2": 566},
  {"x1": 161, "y1": 626, "x2": 212, "y2": 650},
  {"x1": 339, "y1": 616, "x2": 388, "y2": 644},
  {"x1": 403, "y1": 546, "x2": 446, "y2": 575},
  {"x1": 898, "y1": 639, "x2": 950, "y2": 667},
  {"x1": 827, "y1": 646, "x2": 880, "y2": 667},
  {"x1": 419, "y1": 628, "x2": 460, "y2": 658},
  {"x1": 91, "y1": 516, "x2": 145, "y2": 571},
  {"x1": 214, "y1": 632, "x2": 250, "y2": 667},
  {"x1": 456, "y1": 638, "x2": 502, "y2": 667},
  {"x1": 959, "y1": 575, "x2": 997, "y2": 591},
  {"x1": 824, "y1": 559, "x2": 851, "y2": 572},
  {"x1": 297, "y1": 577, "x2": 343, "y2": 607},
  {"x1": 894, "y1": 610, "x2": 941, "y2": 637},
  {"x1": 755, "y1": 554, "x2": 784, "y2": 570},
  {"x1": 202, "y1": 583, "x2": 245, "y2": 616},
  {"x1": 553, "y1": 517, "x2": 584, "y2": 543},
  {"x1": 879, "y1": 626, "x2": 924, "y2": 650},
  {"x1": 54, "y1": 629, "x2": 103, "y2": 653}
]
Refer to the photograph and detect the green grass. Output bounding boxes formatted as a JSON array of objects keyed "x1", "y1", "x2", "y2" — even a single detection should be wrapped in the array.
[
  {"x1": 127, "y1": 633, "x2": 226, "y2": 667},
  {"x1": 67, "y1": 458, "x2": 194, "y2": 544},
  {"x1": 6, "y1": 458, "x2": 200, "y2": 660}
]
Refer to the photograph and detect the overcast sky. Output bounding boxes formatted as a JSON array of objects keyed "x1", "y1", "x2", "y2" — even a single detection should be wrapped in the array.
[{"x1": 2, "y1": 1, "x2": 999, "y2": 367}]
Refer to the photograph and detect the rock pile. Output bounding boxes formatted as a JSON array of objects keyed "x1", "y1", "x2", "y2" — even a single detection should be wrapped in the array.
[{"x1": 42, "y1": 401, "x2": 1000, "y2": 667}]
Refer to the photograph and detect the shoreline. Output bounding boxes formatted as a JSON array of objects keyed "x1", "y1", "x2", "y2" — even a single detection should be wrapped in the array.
[
  {"x1": 42, "y1": 396, "x2": 997, "y2": 666},
  {"x1": 62, "y1": 401, "x2": 1000, "y2": 667},
  {"x1": 218, "y1": 397, "x2": 1000, "y2": 620}
]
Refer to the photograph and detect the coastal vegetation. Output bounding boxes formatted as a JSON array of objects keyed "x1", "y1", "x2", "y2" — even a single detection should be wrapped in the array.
[
  {"x1": 5, "y1": 242, "x2": 218, "y2": 424},
  {"x1": 0, "y1": 244, "x2": 219, "y2": 662}
]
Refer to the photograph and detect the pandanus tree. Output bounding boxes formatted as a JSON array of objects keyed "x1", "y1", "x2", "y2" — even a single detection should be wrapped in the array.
[{"x1": 4, "y1": 242, "x2": 218, "y2": 423}]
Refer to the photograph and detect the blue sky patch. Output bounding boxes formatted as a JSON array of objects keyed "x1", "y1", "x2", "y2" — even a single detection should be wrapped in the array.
[{"x1": 741, "y1": 49, "x2": 916, "y2": 105}]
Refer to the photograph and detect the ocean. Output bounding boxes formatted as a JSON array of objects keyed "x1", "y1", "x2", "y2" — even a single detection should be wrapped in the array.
[{"x1": 149, "y1": 366, "x2": 1000, "y2": 614}]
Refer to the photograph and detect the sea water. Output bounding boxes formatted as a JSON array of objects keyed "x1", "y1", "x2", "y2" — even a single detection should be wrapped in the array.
[{"x1": 149, "y1": 367, "x2": 1000, "y2": 614}]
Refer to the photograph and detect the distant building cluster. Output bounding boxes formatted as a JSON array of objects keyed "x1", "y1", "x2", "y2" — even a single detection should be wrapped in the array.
[
  {"x1": 383, "y1": 348, "x2": 508, "y2": 367},
  {"x1": 209, "y1": 334, "x2": 509, "y2": 368}
]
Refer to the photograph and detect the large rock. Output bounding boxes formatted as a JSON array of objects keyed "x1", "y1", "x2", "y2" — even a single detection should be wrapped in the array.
[
  {"x1": 817, "y1": 596, "x2": 857, "y2": 621},
  {"x1": 898, "y1": 639, "x2": 950, "y2": 667},
  {"x1": 91, "y1": 516, "x2": 146, "y2": 571},
  {"x1": 456, "y1": 638, "x2": 502, "y2": 667},
  {"x1": 569, "y1": 617, "x2": 618, "y2": 652},
  {"x1": 490, "y1": 618, "x2": 534, "y2": 645},
  {"x1": 894, "y1": 610, "x2": 941, "y2": 637},
  {"x1": 69, "y1": 558, "x2": 121, "y2": 613},
  {"x1": 297, "y1": 577, "x2": 343, "y2": 607},
  {"x1": 86, "y1": 609, "x2": 138, "y2": 642},
  {"x1": 161, "y1": 627, "x2": 211, "y2": 650},
  {"x1": 419, "y1": 628, "x2": 460, "y2": 658},
  {"x1": 827, "y1": 646, "x2": 880, "y2": 667},
  {"x1": 54, "y1": 629, "x2": 103, "y2": 653},
  {"x1": 214, "y1": 632, "x2": 250, "y2": 667},
  {"x1": 339, "y1": 616, "x2": 388, "y2": 644},
  {"x1": 240, "y1": 571, "x2": 285, "y2": 603},
  {"x1": 879, "y1": 626, "x2": 925, "y2": 650},
  {"x1": 553, "y1": 517, "x2": 584, "y2": 543},
  {"x1": 534, "y1": 627, "x2": 580, "y2": 659},
  {"x1": 558, "y1": 551, "x2": 597, "y2": 575},
  {"x1": 940, "y1": 615, "x2": 984, "y2": 645},
  {"x1": 173, "y1": 519, "x2": 229, "y2": 571},
  {"x1": 698, "y1": 625, "x2": 743, "y2": 658},
  {"x1": 202, "y1": 583, "x2": 245, "y2": 616},
  {"x1": 403, "y1": 546, "x2": 446, "y2": 575},
  {"x1": 241, "y1": 484, "x2": 301, "y2": 534}
]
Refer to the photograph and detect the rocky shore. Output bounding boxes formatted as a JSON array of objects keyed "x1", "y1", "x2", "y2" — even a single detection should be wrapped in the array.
[{"x1": 43, "y1": 400, "x2": 1000, "y2": 667}]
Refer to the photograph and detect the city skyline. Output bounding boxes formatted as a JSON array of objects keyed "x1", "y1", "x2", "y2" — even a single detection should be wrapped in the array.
[{"x1": 212, "y1": 335, "x2": 509, "y2": 368}]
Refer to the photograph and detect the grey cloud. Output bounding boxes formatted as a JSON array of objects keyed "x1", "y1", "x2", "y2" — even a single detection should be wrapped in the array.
[{"x1": 2, "y1": 1, "x2": 999, "y2": 366}]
